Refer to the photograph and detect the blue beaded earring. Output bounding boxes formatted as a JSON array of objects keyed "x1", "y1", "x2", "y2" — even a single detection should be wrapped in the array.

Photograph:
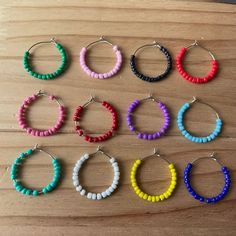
[
  {"x1": 11, "y1": 144, "x2": 61, "y2": 196},
  {"x1": 184, "y1": 153, "x2": 231, "y2": 204},
  {"x1": 177, "y1": 97, "x2": 222, "y2": 143}
]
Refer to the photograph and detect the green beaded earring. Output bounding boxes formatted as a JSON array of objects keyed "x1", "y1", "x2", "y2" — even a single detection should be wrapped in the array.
[
  {"x1": 11, "y1": 144, "x2": 61, "y2": 197},
  {"x1": 23, "y1": 38, "x2": 67, "y2": 80}
]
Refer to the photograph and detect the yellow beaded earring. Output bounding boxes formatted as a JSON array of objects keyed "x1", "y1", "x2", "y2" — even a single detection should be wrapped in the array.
[{"x1": 130, "y1": 148, "x2": 177, "y2": 202}]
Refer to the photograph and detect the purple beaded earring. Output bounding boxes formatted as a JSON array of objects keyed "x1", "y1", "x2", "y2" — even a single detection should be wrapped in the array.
[{"x1": 126, "y1": 94, "x2": 170, "y2": 140}]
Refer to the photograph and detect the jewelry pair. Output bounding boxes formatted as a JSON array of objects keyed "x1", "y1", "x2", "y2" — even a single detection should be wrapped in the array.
[
  {"x1": 11, "y1": 145, "x2": 119, "y2": 199},
  {"x1": 126, "y1": 95, "x2": 222, "y2": 143},
  {"x1": 23, "y1": 37, "x2": 122, "y2": 80},
  {"x1": 130, "y1": 149, "x2": 230, "y2": 204},
  {"x1": 23, "y1": 37, "x2": 218, "y2": 84},
  {"x1": 131, "y1": 40, "x2": 218, "y2": 83},
  {"x1": 17, "y1": 91, "x2": 118, "y2": 142}
]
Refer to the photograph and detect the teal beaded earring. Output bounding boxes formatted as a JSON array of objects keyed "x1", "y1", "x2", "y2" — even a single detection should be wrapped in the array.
[
  {"x1": 11, "y1": 144, "x2": 61, "y2": 196},
  {"x1": 23, "y1": 38, "x2": 67, "y2": 80}
]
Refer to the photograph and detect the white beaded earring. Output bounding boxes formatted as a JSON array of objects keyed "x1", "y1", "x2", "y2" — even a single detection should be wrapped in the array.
[{"x1": 72, "y1": 146, "x2": 120, "y2": 200}]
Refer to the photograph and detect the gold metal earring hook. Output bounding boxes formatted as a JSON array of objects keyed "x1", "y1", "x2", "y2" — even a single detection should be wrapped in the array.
[
  {"x1": 90, "y1": 146, "x2": 113, "y2": 160},
  {"x1": 133, "y1": 41, "x2": 161, "y2": 56},
  {"x1": 82, "y1": 94, "x2": 101, "y2": 108},
  {"x1": 189, "y1": 96, "x2": 220, "y2": 119},
  {"x1": 36, "y1": 90, "x2": 63, "y2": 106},
  {"x1": 186, "y1": 40, "x2": 215, "y2": 60},
  {"x1": 190, "y1": 96, "x2": 197, "y2": 104},
  {"x1": 140, "y1": 93, "x2": 159, "y2": 103},
  {"x1": 210, "y1": 152, "x2": 216, "y2": 158},
  {"x1": 27, "y1": 38, "x2": 57, "y2": 53},
  {"x1": 96, "y1": 145, "x2": 103, "y2": 153},
  {"x1": 142, "y1": 148, "x2": 170, "y2": 164},
  {"x1": 33, "y1": 143, "x2": 39, "y2": 150},
  {"x1": 37, "y1": 90, "x2": 48, "y2": 97},
  {"x1": 85, "y1": 36, "x2": 114, "y2": 49},
  {"x1": 153, "y1": 147, "x2": 161, "y2": 157},
  {"x1": 192, "y1": 152, "x2": 223, "y2": 167},
  {"x1": 32, "y1": 144, "x2": 56, "y2": 160}
]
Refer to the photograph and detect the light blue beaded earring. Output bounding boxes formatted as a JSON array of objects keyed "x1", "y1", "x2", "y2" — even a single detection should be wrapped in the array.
[
  {"x1": 177, "y1": 97, "x2": 222, "y2": 143},
  {"x1": 11, "y1": 144, "x2": 61, "y2": 196},
  {"x1": 23, "y1": 38, "x2": 67, "y2": 80}
]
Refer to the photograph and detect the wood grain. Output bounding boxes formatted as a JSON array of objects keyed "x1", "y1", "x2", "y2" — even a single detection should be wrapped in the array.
[{"x1": 0, "y1": 0, "x2": 236, "y2": 235}]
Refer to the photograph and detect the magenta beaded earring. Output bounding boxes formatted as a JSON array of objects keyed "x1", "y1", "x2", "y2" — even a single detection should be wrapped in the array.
[
  {"x1": 79, "y1": 36, "x2": 122, "y2": 79},
  {"x1": 126, "y1": 95, "x2": 171, "y2": 140},
  {"x1": 17, "y1": 90, "x2": 66, "y2": 137}
]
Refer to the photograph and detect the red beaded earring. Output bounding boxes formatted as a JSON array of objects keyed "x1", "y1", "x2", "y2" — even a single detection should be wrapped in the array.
[
  {"x1": 176, "y1": 40, "x2": 218, "y2": 84},
  {"x1": 73, "y1": 96, "x2": 118, "y2": 142}
]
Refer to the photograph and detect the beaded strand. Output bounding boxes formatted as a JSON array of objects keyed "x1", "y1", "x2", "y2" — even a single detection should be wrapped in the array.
[
  {"x1": 11, "y1": 146, "x2": 61, "y2": 196},
  {"x1": 176, "y1": 40, "x2": 218, "y2": 84},
  {"x1": 23, "y1": 38, "x2": 67, "y2": 80},
  {"x1": 184, "y1": 154, "x2": 231, "y2": 203},
  {"x1": 74, "y1": 97, "x2": 118, "y2": 142},
  {"x1": 80, "y1": 37, "x2": 122, "y2": 79},
  {"x1": 17, "y1": 91, "x2": 66, "y2": 137},
  {"x1": 130, "y1": 42, "x2": 172, "y2": 82},
  {"x1": 177, "y1": 97, "x2": 222, "y2": 143},
  {"x1": 130, "y1": 150, "x2": 177, "y2": 202},
  {"x1": 72, "y1": 148, "x2": 120, "y2": 200},
  {"x1": 126, "y1": 95, "x2": 170, "y2": 140}
]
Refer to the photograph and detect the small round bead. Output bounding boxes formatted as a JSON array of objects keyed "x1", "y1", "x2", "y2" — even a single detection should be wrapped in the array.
[{"x1": 76, "y1": 185, "x2": 82, "y2": 192}]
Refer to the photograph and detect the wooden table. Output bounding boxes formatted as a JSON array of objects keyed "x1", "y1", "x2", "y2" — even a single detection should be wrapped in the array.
[{"x1": 0, "y1": 0, "x2": 235, "y2": 235}]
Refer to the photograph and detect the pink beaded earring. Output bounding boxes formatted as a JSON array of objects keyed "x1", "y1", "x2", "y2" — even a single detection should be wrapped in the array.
[
  {"x1": 17, "y1": 90, "x2": 66, "y2": 137},
  {"x1": 79, "y1": 36, "x2": 122, "y2": 79}
]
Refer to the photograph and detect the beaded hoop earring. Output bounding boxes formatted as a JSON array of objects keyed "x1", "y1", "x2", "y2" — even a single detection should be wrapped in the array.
[
  {"x1": 130, "y1": 149, "x2": 177, "y2": 202},
  {"x1": 11, "y1": 144, "x2": 61, "y2": 196},
  {"x1": 23, "y1": 38, "x2": 67, "y2": 80},
  {"x1": 80, "y1": 36, "x2": 122, "y2": 79},
  {"x1": 17, "y1": 90, "x2": 66, "y2": 137},
  {"x1": 72, "y1": 147, "x2": 120, "y2": 200},
  {"x1": 177, "y1": 97, "x2": 222, "y2": 143},
  {"x1": 73, "y1": 96, "x2": 118, "y2": 142},
  {"x1": 184, "y1": 153, "x2": 230, "y2": 204},
  {"x1": 126, "y1": 95, "x2": 170, "y2": 140},
  {"x1": 130, "y1": 41, "x2": 172, "y2": 82},
  {"x1": 176, "y1": 40, "x2": 218, "y2": 84}
]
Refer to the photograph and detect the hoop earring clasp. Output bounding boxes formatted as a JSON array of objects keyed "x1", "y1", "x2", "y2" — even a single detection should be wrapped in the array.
[
  {"x1": 190, "y1": 96, "x2": 220, "y2": 119},
  {"x1": 90, "y1": 146, "x2": 114, "y2": 160},
  {"x1": 192, "y1": 152, "x2": 223, "y2": 167},
  {"x1": 33, "y1": 144, "x2": 56, "y2": 160},
  {"x1": 133, "y1": 41, "x2": 161, "y2": 56},
  {"x1": 140, "y1": 93, "x2": 159, "y2": 103},
  {"x1": 85, "y1": 36, "x2": 114, "y2": 49},
  {"x1": 27, "y1": 37, "x2": 58, "y2": 53},
  {"x1": 142, "y1": 148, "x2": 170, "y2": 164},
  {"x1": 186, "y1": 40, "x2": 215, "y2": 60}
]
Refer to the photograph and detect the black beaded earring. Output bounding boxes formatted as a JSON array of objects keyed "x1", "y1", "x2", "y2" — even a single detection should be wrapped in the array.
[{"x1": 130, "y1": 41, "x2": 172, "y2": 82}]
